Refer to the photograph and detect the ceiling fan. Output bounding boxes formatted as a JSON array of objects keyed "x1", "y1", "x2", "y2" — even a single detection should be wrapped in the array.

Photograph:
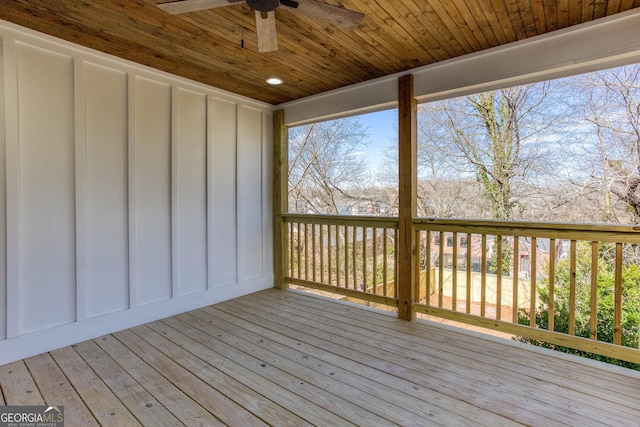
[{"x1": 157, "y1": 0, "x2": 364, "y2": 53}]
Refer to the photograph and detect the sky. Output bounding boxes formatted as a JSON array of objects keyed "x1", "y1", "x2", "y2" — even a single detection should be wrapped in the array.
[{"x1": 353, "y1": 108, "x2": 398, "y2": 173}]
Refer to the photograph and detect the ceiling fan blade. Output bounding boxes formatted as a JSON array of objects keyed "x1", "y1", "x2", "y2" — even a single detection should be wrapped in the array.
[
  {"x1": 157, "y1": 0, "x2": 243, "y2": 15},
  {"x1": 255, "y1": 10, "x2": 277, "y2": 53},
  {"x1": 282, "y1": 0, "x2": 363, "y2": 29}
]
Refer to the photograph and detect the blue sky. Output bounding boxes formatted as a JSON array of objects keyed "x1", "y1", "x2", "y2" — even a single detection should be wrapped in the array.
[{"x1": 354, "y1": 108, "x2": 397, "y2": 173}]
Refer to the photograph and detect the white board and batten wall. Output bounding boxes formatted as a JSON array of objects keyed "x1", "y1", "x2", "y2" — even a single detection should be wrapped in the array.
[{"x1": 0, "y1": 21, "x2": 273, "y2": 365}]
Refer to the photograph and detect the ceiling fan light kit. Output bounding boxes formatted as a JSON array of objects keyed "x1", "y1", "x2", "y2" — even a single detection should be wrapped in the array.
[
  {"x1": 246, "y1": 0, "x2": 280, "y2": 11},
  {"x1": 157, "y1": 0, "x2": 364, "y2": 53}
]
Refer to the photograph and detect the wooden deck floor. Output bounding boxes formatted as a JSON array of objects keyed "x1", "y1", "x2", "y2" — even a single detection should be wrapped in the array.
[{"x1": 1, "y1": 288, "x2": 639, "y2": 426}]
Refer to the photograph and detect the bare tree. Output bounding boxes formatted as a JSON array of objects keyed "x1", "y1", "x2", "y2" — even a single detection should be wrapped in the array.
[
  {"x1": 288, "y1": 118, "x2": 370, "y2": 214},
  {"x1": 416, "y1": 83, "x2": 561, "y2": 220},
  {"x1": 575, "y1": 64, "x2": 640, "y2": 223}
]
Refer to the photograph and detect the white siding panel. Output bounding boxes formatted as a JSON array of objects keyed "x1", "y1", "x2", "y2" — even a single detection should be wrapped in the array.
[
  {"x1": 237, "y1": 105, "x2": 263, "y2": 281},
  {"x1": 134, "y1": 77, "x2": 172, "y2": 305},
  {"x1": 17, "y1": 44, "x2": 76, "y2": 333},
  {"x1": 175, "y1": 88, "x2": 207, "y2": 295},
  {"x1": 208, "y1": 97, "x2": 237, "y2": 287},
  {"x1": 84, "y1": 63, "x2": 129, "y2": 317}
]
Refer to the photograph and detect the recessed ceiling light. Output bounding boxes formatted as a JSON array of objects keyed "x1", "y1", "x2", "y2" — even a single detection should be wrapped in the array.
[{"x1": 266, "y1": 77, "x2": 283, "y2": 85}]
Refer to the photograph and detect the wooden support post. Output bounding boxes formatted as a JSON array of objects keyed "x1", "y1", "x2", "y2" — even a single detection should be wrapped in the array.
[
  {"x1": 397, "y1": 74, "x2": 417, "y2": 321},
  {"x1": 273, "y1": 109, "x2": 289, "y2": 289}
]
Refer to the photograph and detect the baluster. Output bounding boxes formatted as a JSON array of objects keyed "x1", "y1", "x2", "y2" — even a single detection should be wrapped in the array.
[
  {"x1": 590, "y1": 241, "x2": 598, "y2": 340},
  {"x1": 335, "y1": 225, "x2": 340, "y2": 287},
  {"x1": 353, "y1": 225, "x2": 357, "y2": 290},
  {"x1": 426, "y1": 230, "x2": 432, "y2": 306},
  {"x1": 547, "y1": 238, "x2": 555, "y2": 331},
  {"x1": 512, "y1": 236, "x2": 520, "y2": 323},
  {"x1": 481, "y1": 234, "x2": 487, "y2": 317},
  {"x1": 452, "y1": 232, "x2": 458, "y2": 311},
  {"x1": 529, "y1": 237, "x2": 537, "y2": 327},
  {"x1": 344, "y1": 225, "x2": 349, "y2": 289},
  {"x1": 363, "y1": 227, "x2": 368, "y2": 293},
  {"x1": 372, "y1": 228, "x2": 378, "y2": 294},
  {"x1": 394, "y1": 228, "x2": 399, "y2": 298},
  {"x1": 569, "y1": 240, "x2": 577, "y2": 336},
  {"x1": 614, "y1": 242, "x2": 623, "y2": 345},
  {"x1": 496, "y1": 235, "x2": 502, "y2": 320},
  {"x1": 383, "y1": 228, "x2": 389, "y2": 297},
  {"x1": 319, "y1": 224, "x2": 325, "y2": 284},
  {"x1": 311, "y1": 223, "x2": 316, "y2": 282},
  {"x1": 466, "y1": 233, "x2": 472, "y2": 314}
]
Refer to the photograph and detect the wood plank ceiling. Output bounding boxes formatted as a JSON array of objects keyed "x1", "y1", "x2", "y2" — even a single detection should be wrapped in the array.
[{"x1": 1, "y1": 1, "x2": 640, "y2": 105}]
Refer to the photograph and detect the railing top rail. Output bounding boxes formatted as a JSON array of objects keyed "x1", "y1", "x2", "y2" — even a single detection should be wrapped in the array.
[
  {"x1": 281, "y1": 214, "x2": 640, "y2": 242},
  {"x1": 414, "y1": 218, "x2": 640, "y2": 243},
  {"x1": 282, "y1": 213, "x2": 399, "y2": 228}
]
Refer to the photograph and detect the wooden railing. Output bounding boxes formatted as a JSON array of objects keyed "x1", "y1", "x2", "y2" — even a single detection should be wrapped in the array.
[
  {"x1": 415, "y1": 218, "x2": 640, "y2": 365},
  {"x1": 282, "y1": 214, "x2": 640, "y2": 365},
  {"x1": 283, "y1": 214, "x2": 399, "y2": 307}
]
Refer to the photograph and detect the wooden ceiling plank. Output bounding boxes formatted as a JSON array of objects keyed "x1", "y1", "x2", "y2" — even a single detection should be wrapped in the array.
[
  {"x1": 593, "y1": 0, "x2": 610, "y2": 19},
  {"x1": 543, "y1": 1, "x2": 560, "y2": 32},
  {"x1": 453, "y1": 0, "x2": 498, "y2": 49},
  {"x1": 177, "y1": 9, "x2": 354, "y2": 91},
  {"x1": 366, "y1": 0, "x2": 440, "y2": 64},
  {"x1": 234, "y1": 6, "x2": 385, "y2": 78},
  {"x1": 527, "y1": 0, "x2": 548, "y2": 34},
  {"x1": 265, "y1": 5, "x2": 394, "y2": 75},
  {"x1": 273, "y1": 14, "x2": 394, "y2": 79},
  {"x1": 557, "y1": 0, "x2": 571, "y2": 28},
  {"x1": 398, "y1": 0, "x2": 455, "y2": 62},
  {"x1": 476, "y1": 0, "x2": 513, "y2": 46},
  {"x1": 500, "y1": 0, "x2": 526, "y2": 41},
  {"x1": 620, "y1": 0, "x2": 639, "y2": 11},
  {"x1": 583, "y1": 0, "x2": 595, "y2": 22},
  {"x1": 285, "y1": 0, "x2": 364, "y2": 29},
  {"x1": 345, "y1": 13, "x2": 426, "y2": 71},
  {"x1": 400, "y1": 1, "x2": 464, "y2": 59},
  {"x1": 281, "y1": 1, "x2": 409, "y2": 73},
  {"x1": 245, "y1": 0, "x2": 407, "y2": 79},
  {"x1": 156, "y1": 0, "x2": 242, "y2": 14},
  {"x1": 605, "y1": 0, "x2": 623, "y2": 14},
  {"x1": 485, "y1": 0, "x2": 517, "y2": 44},
  {"x1": 356, "y1": 1, "x2": 438, "y2": 67},
  {"x1": 427, "y1": 0, "x2": 481, "y2": 54},
  {"x1": 214, "y1": 9, "x2": 384, "y2": 89},
  {"x1": 381, "y1": 0, "x2": 451, "y2": 63},
  {"x1": 511, "y1": 0, "x2": 538, "y2": 39}
]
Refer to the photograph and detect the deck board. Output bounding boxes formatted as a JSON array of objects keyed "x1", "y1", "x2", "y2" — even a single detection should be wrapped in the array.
[
  {"x1": 246, "y1": 290, "x2": 639, "y2": 424},
  {"x1": 0, "y1": 360, "x2": 45, "y2": 406},
  {"x1": 22, "y1": 353, "x2": 98, "y2": 426},
  {"x1": 280, "y1": 290, "x2": 640, "y2": 403},
  {"x1": 1, "y1": 288, "x2": 639, "y2": 426},
  {"x1": 73, "y1": 340, "x2": 183, "y2": 426},
  {"x1": 191, "y1": 306, "x2": 478, "y2": 425}
]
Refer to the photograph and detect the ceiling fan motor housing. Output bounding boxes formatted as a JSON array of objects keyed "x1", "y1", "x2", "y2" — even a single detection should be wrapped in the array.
[{"x1": 247, "y1": 0, "x2": 280, "y2": 12}]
